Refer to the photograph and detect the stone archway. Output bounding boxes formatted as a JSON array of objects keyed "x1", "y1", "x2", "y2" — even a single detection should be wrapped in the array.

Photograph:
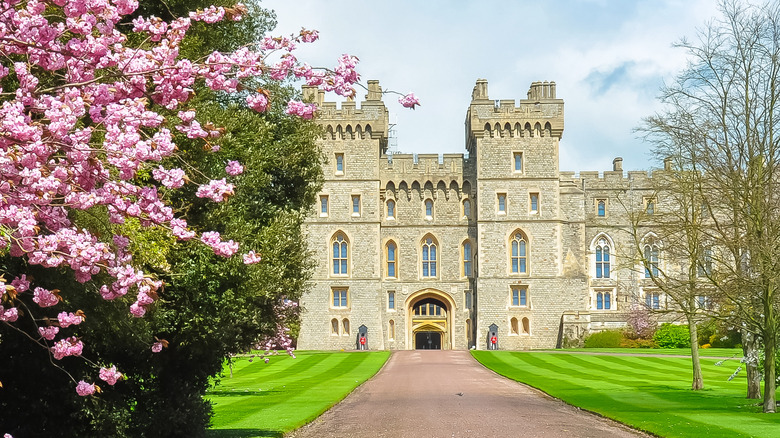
[{"x1": 406, "y1": 289, "x2": 456, "y2": 350}]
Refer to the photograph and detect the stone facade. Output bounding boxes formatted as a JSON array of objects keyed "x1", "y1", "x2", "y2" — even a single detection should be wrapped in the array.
[{"x1": 298, "y1": 79, "x2": 666, "y2": 351}]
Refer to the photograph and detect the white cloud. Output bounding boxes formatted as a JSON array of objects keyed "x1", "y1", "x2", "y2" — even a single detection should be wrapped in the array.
[{"x1": 266, "y1": 0, "x2": 723, "y2": 171}]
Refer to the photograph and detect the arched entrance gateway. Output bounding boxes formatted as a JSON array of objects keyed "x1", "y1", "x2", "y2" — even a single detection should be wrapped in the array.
[{"x1": 406, "y1": 289, "x2": 455, "y2": 350}]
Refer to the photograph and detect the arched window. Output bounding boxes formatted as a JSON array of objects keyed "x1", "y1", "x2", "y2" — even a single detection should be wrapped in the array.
[
  {"x1": 342, "y1": 318, "x2": 350, "y2": 336},
  {"x1": 510, "y1": 317, "x2": 519, "y2": 335},
  {"x1": 422, "y1": 236, "x2": 437, "y2": 278},
  {"x1": 424, "y1": 199, "x2": 433, "y2": 219},
  {"x1": 510, "y1": 231, "x2": 528, "y2": 274},
  {"x1": 463, "y1": 199, "x2": 471, "y2": 218},
  {"x1": 386, "y1": 199, "x2": 395, "y2": 219},
  {"x1": 644, "y1": 242, "x2": 660, "y2": 278},
  {"x1": 597, "y1": 199, "x2": 606, "y2": 217},
  {"x1": 331, "y1": 318, "x2": 339, "y2": 335},
  {"x1": 386, "y1": 241, "x2": 397, "y2": 278},
  {"x1": 595, "y1": 237, "x2": 610, "y2": 278},
  {"x1": 389, "y1": 320, "x2": 395, "y2": 340},
  {"x1": 522, "y1": 317, "x2": 530, "y2": 334},
  {"x1": 463, "y1": 241, "x2": 473, "y2": 277},
  {"x1": 332, "y1": 233, "x2": 348, "y2": 276}
]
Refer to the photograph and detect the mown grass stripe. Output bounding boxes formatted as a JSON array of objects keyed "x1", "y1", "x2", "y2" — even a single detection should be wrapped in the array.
[
  {"x1": 472, "y1": 351, "x2": 780, "y2": 438},
  {"x1": 207, "y1": 351, "x2": 389, "y2": 437}
]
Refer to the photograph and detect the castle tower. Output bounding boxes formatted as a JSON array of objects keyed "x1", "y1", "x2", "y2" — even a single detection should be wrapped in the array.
[
  {"x1": 298, "y1": 82, "x2": 389, "y2": 350},
  {"x1": 465, "y1": 79, "x2": 588, "y2": 349}
]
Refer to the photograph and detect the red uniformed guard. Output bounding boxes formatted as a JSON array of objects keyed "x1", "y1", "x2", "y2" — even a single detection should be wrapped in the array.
[
  {"x1": 359, "y1": 336, "x2": 366, "y2": 350},
  {"x1": 490, "y1": 335, "x2": 497, "y2": 350}
]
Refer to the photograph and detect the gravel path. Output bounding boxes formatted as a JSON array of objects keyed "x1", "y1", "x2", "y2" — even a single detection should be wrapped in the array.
[{"x1": 288, "y1": 350, "x2": 650, "y2": 438}]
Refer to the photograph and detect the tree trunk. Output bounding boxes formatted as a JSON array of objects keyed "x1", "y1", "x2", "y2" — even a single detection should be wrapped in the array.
[
  {"x1": 687, "y1": 315, "x2": 703, "y2": 390},
  {"x1": 762, "y1": 325, "x2": 776, "y2": 413},
  {"x1": 742, "y1": 329, "x2": 762, "y2": 399}
]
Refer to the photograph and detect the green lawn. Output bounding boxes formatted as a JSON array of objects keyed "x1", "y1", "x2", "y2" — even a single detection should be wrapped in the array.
[
  {"x1": 547, "y1": 347, "x2": 743, "y2": 357},
  {"x1": 206, "y1": 351, "x2": 390, "y2": 438},
  {"x1": 473, "y1": 351, "x2": 779, "y2": 438}
]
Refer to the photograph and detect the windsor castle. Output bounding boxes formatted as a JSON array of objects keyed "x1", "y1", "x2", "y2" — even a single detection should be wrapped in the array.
[{"x1": 297, "y1": 79, "x2": 670, "y2": 351}]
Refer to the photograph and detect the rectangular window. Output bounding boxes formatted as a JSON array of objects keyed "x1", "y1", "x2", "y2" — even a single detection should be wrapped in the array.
[
  {"x1": 497, "y1": 193, "x2": 506, "y2": 213},
  {"x1": 320, "y1": 195, "x2": 328, "y2": 216},
  {"x1": 388, "y1": 291, "x2": 395, "y2": 310},
  {"x1": 332, "y1": 289, "x2": 348, "y2": 308},
  {"x1": 352, "y1": 195, "x2": 360, "y2": 216},
  {"x1": 511, "y1": 286, "x2": 528, "y2": 307},
  {"x1": 463, "y1": 242, "x2": 473, "y2": 277},
  {"x1": 529, "y1": 193, "x2": 539, "y2": 213},
  {"x1": 645, "y1": 292, "x2": 661, "y2": 309},
  {"x1": 596, "y1": 199, "x2": 606, "y2": 217},
  {"x1": 335, "y1": 153, "x2": 344, "y2": 174},
  {"x1": 465, "y1": 291, "x2": 472, "y2": 309},
  {"x1": 513, "y1": 152, "x2": 523, "y2": 172}
]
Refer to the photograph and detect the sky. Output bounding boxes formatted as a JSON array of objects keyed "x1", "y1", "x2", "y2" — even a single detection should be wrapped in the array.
[{"x1": 266, "y1": 0, "x2": 722, "y2": 172}]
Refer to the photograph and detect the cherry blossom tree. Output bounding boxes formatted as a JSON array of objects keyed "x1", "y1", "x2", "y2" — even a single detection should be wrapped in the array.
[{"x1": 0, "y1": 0, "x2": 416, "y2": 412}]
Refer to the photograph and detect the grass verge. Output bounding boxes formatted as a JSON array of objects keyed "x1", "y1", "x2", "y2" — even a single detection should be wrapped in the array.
[
  {"x1": 472, "y1": 351, "x2": 778, "y2": 438},
  {"x1": 206, "y1": 350, "x2": 390, "y2": 438}
]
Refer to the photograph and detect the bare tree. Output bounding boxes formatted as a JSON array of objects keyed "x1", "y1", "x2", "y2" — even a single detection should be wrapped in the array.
[{"x1": 640, "y1": 0, "x2": 780, "y2": 412}]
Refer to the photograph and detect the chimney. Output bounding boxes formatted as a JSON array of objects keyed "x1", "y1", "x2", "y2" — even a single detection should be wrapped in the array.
[
  {"x1": 664, "y1": 157, "x2": 673, "y2": 171},
  {"x1": 612, "y1": 157, "x2": 623, "y2": 172},
  {"x1": 366, "y1": 80, "x2": 382, "y2": 101}
]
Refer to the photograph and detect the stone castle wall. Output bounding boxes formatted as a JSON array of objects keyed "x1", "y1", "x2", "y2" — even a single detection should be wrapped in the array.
[{"x1": 298, "y1": 79, "x2": 671, "y2": 351}]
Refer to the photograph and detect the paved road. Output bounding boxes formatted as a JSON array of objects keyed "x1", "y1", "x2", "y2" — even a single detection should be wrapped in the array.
[{"x1": 288, "y1": 350, "x2": 650, "y2": 438}]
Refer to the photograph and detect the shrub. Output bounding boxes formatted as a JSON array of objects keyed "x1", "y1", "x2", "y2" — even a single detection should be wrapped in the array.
[
  {"x1": 653, "y1": 324, "x2": 691, "y2": 348},
  {"x1": 584, "y1": 330, "x2": 624, "y2": 348}
]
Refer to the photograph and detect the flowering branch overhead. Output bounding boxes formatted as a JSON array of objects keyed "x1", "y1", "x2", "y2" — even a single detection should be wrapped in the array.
[{"x1": 0, "y1": 0, "x2": 415, "y2": 396}]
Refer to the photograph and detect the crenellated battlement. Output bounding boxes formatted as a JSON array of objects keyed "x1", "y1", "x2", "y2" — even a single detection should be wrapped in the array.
[
  {"x1": 560, "y1": 157, "x2": 665, "y2": 190},
  {"x1": 304, "y1": 80, "x2": 390, "y2": 146},
  {"x1": 379, "y1": 153, "x2": 475, "y2": 200},
  {"x1": 465, "y1": 79, "x2": 565, "y2": 153}
]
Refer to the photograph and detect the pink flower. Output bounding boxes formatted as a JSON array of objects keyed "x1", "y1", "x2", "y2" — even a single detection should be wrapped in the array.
[
  {"x1": 151, "y1": 341, "x2": 163, "y2": 353},
  {"x1": 196, "y1": 179, "x2": 234, "y2": 202},
  {"x1": 99, "y1": 366, "x2": 123, "y2": 385},
  {"x1": 398, "y1": 93, "x2": 420, "y2": 109},
  {"x1": 33, "y1": 287, "x2": 59, "y2": 308},
  {"x1": 38, "y1": 326, "x2": 60, "y2": 340},
  {"x1": 57, "y1": 311, "x2": 84, "y2": 327},
  {"x1": 51, "y1": 337, "x2": 83, "y2": 360},
  {"x1": 129, "y1": 303, "x2": 146, "y2": 318},
  {"x1": 170, "y1": 218, "x2": 195, "y2": 240},
  {"x1": 243, "y1": 251, "x2": 262, "y2": 265},
  {"x1": 75, "y1": 380, "x2": 95, "y2": 396},
  {"x1": 225, "y1": 160, "x2": 244, "y2": 176},
  {"x1": 285, "y1": 101, "x2": 317, "y2": 119},
  {"x1": 152, "y1": 166, "x2": 187, "y2": 189},
  {"x1": 200, "y1": 231, "x2": 239, "y2": 257},
  {"x1": 246, "y1": 93, "x2": 269, "y2": 113},
  {"x1": 0, "y1": 306, "x2": 19, "y2": 322}
]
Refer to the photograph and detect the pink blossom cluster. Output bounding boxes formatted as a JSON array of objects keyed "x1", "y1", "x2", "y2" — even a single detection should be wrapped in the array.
[
  {"x1": 0, "y1": 0, "x2": 414, "y2": 396},
  {"x1": 33, "y1": 287, "x2": 59, "y2": 308},
  {"x1": 151, "y1": 341, "x2": 164, "y2": 353},
  {"x1": 38, "y1": 326, "x2": 60, "y2": 341},
  {"x1": 225, "y1": 160, "x2": 244, "y2": 176},
  {"x1": 285, "y1": 101, "x2": 317, "y2": 119},
  {"x1": 398, "y1": 93, "x2": 421, "y2": 109},
  {"x1": 58, "y1": 311, "x2": 84, "y2": 328},
  {"x1": 243, "y1": 251, "x2": 262, "y2": 265},
  {"x1": 201, "y1": 231, "x2": 239, "y2": 257},
  {"x1": 51, "y1": 337, "x2": 84, "y2": 360},
  {"x1": 75, "y1": 381, "x2": 96, "y2": 396},
  {"x1": 196, "y1": 179, "x2": 235, "y2": 202},
  {"x1": 99, "y1": 366, "x2": 123, "y2": 385},
  {"x1": 0, "y1": 305, "x2": 19, "y2": 322}
]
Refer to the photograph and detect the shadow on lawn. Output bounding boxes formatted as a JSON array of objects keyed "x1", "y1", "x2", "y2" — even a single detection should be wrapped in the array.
[{"x1": 206, "y1": 429, "x2": 282, "y2": 438}]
